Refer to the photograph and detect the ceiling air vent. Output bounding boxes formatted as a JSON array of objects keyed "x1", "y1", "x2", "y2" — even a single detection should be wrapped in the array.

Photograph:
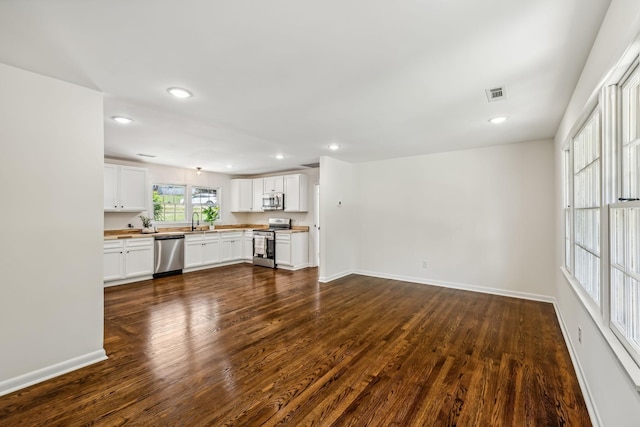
[
  {"x1": 485, "y1": 86, "x2": 506, "y2": 102},
  {"x1": 301, "y1": 162, "x2": 320, "y2": 169}
]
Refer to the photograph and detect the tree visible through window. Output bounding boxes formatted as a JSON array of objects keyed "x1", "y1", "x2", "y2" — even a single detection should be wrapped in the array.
[{"x1": 152, "y1": 184, "x2": 186, "y2": 222}]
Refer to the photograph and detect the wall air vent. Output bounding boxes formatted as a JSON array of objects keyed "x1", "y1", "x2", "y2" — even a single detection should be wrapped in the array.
[{"x1": 485, "y1": 86, "x2": 506, "y2": 102}]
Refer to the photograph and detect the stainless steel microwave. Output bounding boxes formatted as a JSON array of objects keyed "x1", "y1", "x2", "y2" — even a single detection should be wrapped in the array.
[{"x1": 262, "y1": 193, "x2": 284, "y2": 210}]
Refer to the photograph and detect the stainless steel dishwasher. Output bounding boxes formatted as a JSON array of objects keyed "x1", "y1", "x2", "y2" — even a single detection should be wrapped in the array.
[{"x1": 153, "y1": 234, "x2": 185, "y2": 277}]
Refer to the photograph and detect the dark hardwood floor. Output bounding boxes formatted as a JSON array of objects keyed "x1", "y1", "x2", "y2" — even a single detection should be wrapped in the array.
[{"x1": 0, "y1": 265, "x2": 590, "y2": 426}]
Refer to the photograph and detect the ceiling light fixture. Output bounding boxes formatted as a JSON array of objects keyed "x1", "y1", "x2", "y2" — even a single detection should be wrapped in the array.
[
  {"x1": 167, "y1": 87, "x2": 193, "y2": 98},
  {"x1": 226, "y1": 164, "x2": 233, "y2": 169},
  {"x1": 196, "y1": 167, "x2": 202, "y2": 175},
  {"x1": 328, "y1": 144, "x2": 340, "y2": 150},
  {"x1": 112, "y1": 116, "x2": 133, "y2": 124},
  {"x1": 489, "y1": 116, "x2": 507, "y2": 124},
  {"x1": 275, "y1": 154, "x2": 285, "y2": 159}
]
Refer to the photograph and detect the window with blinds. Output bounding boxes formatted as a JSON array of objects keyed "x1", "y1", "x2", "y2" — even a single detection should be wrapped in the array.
[{"x1": 572, "y1": 110, "x2": 601, "y2": 305}]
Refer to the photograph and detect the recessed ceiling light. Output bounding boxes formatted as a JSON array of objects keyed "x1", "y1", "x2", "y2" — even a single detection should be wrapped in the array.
[
  {"x1": 226, "y1": 164, "x2": 233, "y2": 169},
  {"x1": 328, "y1": 144, "x2": 340, "y2": 150},
  {"x1": 489, "y1": 116, "x2": 507, "y2": 124},
  {"x1": 167, "y1": 87, "x2": 193, "y2": 99},
  {"x1": 275, "y1": 154, "x2": 285, "y2": 159},
  {"x1": 112, "y1": 116, "x2": 133, "y2": 124}
]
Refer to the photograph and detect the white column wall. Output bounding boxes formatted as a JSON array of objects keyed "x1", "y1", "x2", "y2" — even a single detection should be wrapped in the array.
[
  {"x1": 319, "y1": 156, "x2": 356, "y2": 282},
  {"x1": 0, "y1": 63, "x2": 106, "y2": 395}
]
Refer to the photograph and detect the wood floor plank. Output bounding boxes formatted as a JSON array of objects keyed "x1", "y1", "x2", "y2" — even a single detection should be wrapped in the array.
[{"x1": 0, "y1": 265, "x2": 591, "y2": 426}]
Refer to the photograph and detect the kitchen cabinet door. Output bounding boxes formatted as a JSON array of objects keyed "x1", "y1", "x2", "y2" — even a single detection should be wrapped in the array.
[
  {"x1": 202, "y1": 235, "x2": 220, "y2": 265},
  {"x1": 119, "y1": 166, "x2": 147, "y2": 211},
  {"x1": 124, "y1": 238, "x2": 154, "y2": 278},
  {"x1": 252, "y1": 178, "x2": 264, "y2": 212},
  {"x1": 104, "y1": 163, "x2": 147, "y2": 212},
  {"x1": 220, "y1": 232, "x2": 243, "y2": 262},
  {"x1": 263, "y1": 176, "x2": 284, "y2": 193},
  {"x1": 243, "y1": 231, "x2": 254, "y2": 260},
  {"x1": 284, "y1": 174, "x2": 308, "y2": 212},
  {"x1": 104, "y1": 164, "x2": 119, "y2": 210},
  {"x1": 275, "y1": 234, "x2": 291, "y2": 266},
  {"x1": 185, "y1": 236, "x2": 204, "y2": 268},
  {"x1": 104, "y1": 241, "x2": 125, "y2": 282},
  {"x1": 230, "y1": 179, "x2": 253, "y2": 212}
]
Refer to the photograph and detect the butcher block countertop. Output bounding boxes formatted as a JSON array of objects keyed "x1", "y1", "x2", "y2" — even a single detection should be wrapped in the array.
[{"x1": 104, "y1": 224, "x2": 309, "y2": 240}]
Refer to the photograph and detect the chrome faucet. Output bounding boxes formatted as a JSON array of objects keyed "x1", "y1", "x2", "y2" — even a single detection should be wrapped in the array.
[{"x1": 191, "y1": 212, "x2": 200, "y2": 231}]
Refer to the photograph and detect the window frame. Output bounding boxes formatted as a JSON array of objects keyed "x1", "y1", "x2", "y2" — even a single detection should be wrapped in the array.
[
  {"x1": 561, "y1": 52, "x2": 640, "y2": 386},
  {"x1": 190, "y1": 185, "x2": 221, "y2": 223},
  {"x1": 569, "y1": 106, "x2": 603, "y2": 308},
  {"x1": 151, "y1": 183, "x2": 222, "y2": 225},
  {"x1": 152, "y1": 183, "x2": 187, "y2": 224}
]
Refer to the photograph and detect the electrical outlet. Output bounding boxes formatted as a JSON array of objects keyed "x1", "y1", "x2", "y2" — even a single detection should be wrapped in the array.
[
  {"x1": 578, "y1": 326, "x2": 582, "y2": 343},
  {"x1": 422, "y1": 261, "x2": 428, "y2": 269}
]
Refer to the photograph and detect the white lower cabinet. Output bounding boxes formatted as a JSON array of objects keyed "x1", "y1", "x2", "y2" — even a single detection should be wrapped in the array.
[
  {"x1": 275, "y1": 232, "x2": 309, "y2": 270},
  {"x1": 103, "y1": 238, "x2": 154, "y2": 285},
  {"x1": 243, "y1": 230, "x2": 254, "y2": 260},
  {"x1": 220, "y1": 232, "x2": 243, "y2": 263},
  {"x1": 185, "y1": 233, "x2": 220, "y2": 268},
  {"x1": 275, "y1": 234, "x2": 291, "y2": 266}
]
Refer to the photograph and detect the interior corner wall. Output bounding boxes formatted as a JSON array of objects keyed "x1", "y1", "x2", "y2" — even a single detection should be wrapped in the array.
[
  {"x1": 319, "y1": 156, "x2": 356, "y2": 282},
  {"x1": 553, "y1": 1, "x2": 640, "y2": 425},
  {"x1": 0, "y1": 63, "x2": 106, "y2": 395},
  {"x1": 353, "y1": 140, "x2": 555, "y2": 299}
]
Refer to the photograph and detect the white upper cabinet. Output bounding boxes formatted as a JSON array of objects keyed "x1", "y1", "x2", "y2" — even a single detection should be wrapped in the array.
[
  {"x1": 284, "y1": 174, "x2": 308, "y2": 212},
  {"x1": 231, "y1": 173, "x2": 308, "y2": 213},
  {"x1": 263, "y1": 176, "x2": 284, "y2": 193},
  {"x1": 252, "y1": 178, "x2": 264, "y2": 212},
  {"x1": 230, "y1": 179, "x2": 254, "y2": 212},
  {"x1": 104, "y1": 164, "x2": 147, "y2": 212}
]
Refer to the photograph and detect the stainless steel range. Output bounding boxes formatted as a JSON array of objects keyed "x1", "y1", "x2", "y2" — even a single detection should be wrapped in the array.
[{"x1": 253, "y1": 218, "x2": 291, "y2": 268}]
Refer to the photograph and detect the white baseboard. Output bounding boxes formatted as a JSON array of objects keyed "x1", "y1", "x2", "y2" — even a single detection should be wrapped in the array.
[
  {"x1": 277, "y1": 263, "x2": 310, "y2": 271},
  {"x1": 353, "y1": 269, "x2": 555, "y2": 303},
  {"x1": 318, "y1": 270, "x2": 354, "y2": 283},
  {"x1": 0, "y1": 349, "x2": 107, "y2": 397},
  {"x1": 552, "y1": 302, "x2": 601, "y2": 427}
]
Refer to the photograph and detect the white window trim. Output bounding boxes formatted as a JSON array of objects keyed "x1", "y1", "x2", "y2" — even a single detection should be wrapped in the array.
[
  {"x1": 152, "y1": 183, "x2": 187, "y2": 225},
  {"x1": 191, "y1": 185, "x2": 222, "y2": 223},
  {"x1": 560, "y1": 33, "x2": 640, "y2": 390},
  {"x1": 151, "y1": 183, "x2": 223, "y2": 226}
]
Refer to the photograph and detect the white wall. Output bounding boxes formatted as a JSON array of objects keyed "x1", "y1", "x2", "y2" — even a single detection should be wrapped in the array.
[
  {"x1": 104, "y1": 158, "x2": 236, "y2": 230},
  {"x1": 554, "y1": 1, "x2": 640, "y2": 425},
  {"x1": 0, "y1": 63, "x2": 106, "y2": 395},
  {"x1": 319, "y1": 156, "x2": 357, "y2": 281},
  {"x1": 354, "y1": 140, "x2": 555, "y2": 299}
]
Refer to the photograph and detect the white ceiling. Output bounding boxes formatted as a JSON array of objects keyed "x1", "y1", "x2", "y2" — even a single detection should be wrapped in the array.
[{"x1": 0, "y1": 0, "x2": 611, "y2": 174}]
